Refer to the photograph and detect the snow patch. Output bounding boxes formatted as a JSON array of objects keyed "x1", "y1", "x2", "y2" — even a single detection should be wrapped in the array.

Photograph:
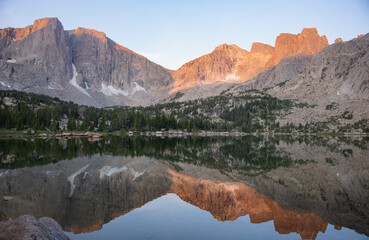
[
  {"x1": 47, "y1": 82, "x2": 58, "y2": 90},
  {"x1": 131, "y1": 169, "x2": 146, "y2": 181},
  {"x1": 6, "y1": 59, "x2": 17, "y2": 63},
  {"x1": 131, "y1": 82, "x2": 147, "y2": 95},
  {"x1": 0, "y1": 171, "x2": 9, "y2": 177},
  {"x1": 69, "y1": 64, "x2": 92, "y2": 98},
  {"x1": 99, "y1": 165, "x2": 128, "y2": 178},
  {"x1": 84, "y1": 82, "x2": 90, "y2": 89},
  {"x1": 0, "y1": 81, "x2": 11, "y2": 89},
  {"x1": 99, "y1": 165, "x2": 146, "y2": 180},
  {"x1": 337, "y1": 91, "x2": 340, "y2": 96},
  {"x1": 101, "y1": 83, "x2": 129, "y2": 96},
  {"x1": 67, "y1": 163, "x2": 91, "y2": 197}
]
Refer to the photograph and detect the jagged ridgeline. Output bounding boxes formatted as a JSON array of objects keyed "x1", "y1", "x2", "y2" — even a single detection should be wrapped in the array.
[
  {"x1": 1, "y1": 89, "x2": 368, "y2": 134},
  {"x1": 1, "y1": 18, "x2": 368, "y2": 131}
]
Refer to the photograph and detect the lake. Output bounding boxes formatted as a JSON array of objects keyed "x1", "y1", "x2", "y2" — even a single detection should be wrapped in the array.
[{"x1": 0, "y1": 135, "x2": 368, "y2": 240}]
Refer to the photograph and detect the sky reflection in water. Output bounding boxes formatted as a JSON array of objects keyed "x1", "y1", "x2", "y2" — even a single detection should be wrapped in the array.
[{"x1": 66, "y1": 193, "x2": 365, "y2": 240}]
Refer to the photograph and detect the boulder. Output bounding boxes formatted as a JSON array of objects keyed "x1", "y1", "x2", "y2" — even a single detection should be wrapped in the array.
[
  {"x1": 2, "y1": 196, "x2": 13, "y2": 201},
  {"x1": 0, "y1": 215, "x2": 69, "y2": 240}
]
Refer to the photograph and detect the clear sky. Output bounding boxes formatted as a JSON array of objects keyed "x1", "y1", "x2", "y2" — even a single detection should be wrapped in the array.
[{"x1": 0, "y1": 0, "x2": 368, "y2": 70}]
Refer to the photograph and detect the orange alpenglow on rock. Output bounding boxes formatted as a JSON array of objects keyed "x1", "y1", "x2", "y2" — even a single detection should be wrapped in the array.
[
  {"x1": 70, "y1": 27, "x2": 145, "y2": 57},
  {"x1": 72, "y1": 27, "x2": 108, "y2": 43},
  {"x1": 171, "y1": 28, "x2": 329, "y2": 93},
  {"x1": 168, "y1": 169, "x2": 328, "y2": 240},
  {"x1": 0, "y1": 17, "x2": 58, "y2": 41},
  {"x1": 334, "y1": 225, "x2": 343, "y2": 230},
  {"x1": 335, "y1": 38, "x2": 343, "y2": 43}
]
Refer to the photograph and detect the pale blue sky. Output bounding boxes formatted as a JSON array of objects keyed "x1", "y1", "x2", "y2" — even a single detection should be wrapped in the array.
[{"x1": 0, "y1": 0, "x2": 368, "y2": 70}]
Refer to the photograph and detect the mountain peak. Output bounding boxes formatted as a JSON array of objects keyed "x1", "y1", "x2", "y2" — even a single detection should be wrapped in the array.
[
  {"x1": 250, "y1": 42, "x2": 274, "y2": 55},
  {"x1": 300, "y1": 27, "x2": 318, "y2": 36},
  {"x1": 69, "y1": 28, "x2": 144, "y2": 58},
  {"x1": 72, "y1": 27, "x2": 107, "y2": 43},
  {"x1": 172, "y1": 27, "x2": 330, "y2": 93},
  {"x1": 273, "y1": 27, "x2": 328, "y2": 65},
  {"x1": 32, "y1": 17, "x2": 59, "y2": 28},
  {"x1": 214, "y1": 43, "x2": 242, "y2": 52},
  {"x1": 0, "y1": 17, "x2": 62, "y2": 42}
]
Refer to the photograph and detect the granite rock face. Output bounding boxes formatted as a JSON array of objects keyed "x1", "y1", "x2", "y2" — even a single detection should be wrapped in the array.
[
  {"x1": 172, "y1": 55, "x2": 312, "y2": 102},
  {"x1": 171, "y1": 28, "x2": 328, "y2": 93},
  {"x1": 68, "y1": 28, "x2": 172, "y2": 100},
  {"x1": 0, "y1": 17, "x2": 365, "y2": 114},
  {"x1": 0, "y1": 215, "x2": 69, "y2": 240},
  {"x1": 171, "y1": 44, "x2": 249, "y2": 93},
  {"x1": 0, "y1": 18, "x2": 172, "y2": 106},
  {"x1": 176, "y1": 33, "x2": 369, "y2": 124},
  {"x1": 0, "y1": 18, "x2": 72, "y2": 89},
  {"x1": 268, "y1": 32, "x2": 369, "y2": 124},
  {"x1": 272, "y1": 28, "x2": 328, "y2": 65}
]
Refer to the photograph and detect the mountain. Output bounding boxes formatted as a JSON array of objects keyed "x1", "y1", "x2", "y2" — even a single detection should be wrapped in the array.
[
  {"x1": 171, "y1": 28, "x2": 328, "y2": 93},
  {"x1": 267, "y1": 33, "x2": 369, "y2": 124},
  {"x1": 0, "y1": 18, "x2": 330, "y2": 106},
  {"x1": 171, "y1": 44, "x2": 250, "y2": 93},
  {"x1": 0, "y1": 16, "x2": 366, "y2": 120},
  {"x1": 0, "y1": 18, "x2": 72, "y2": 89},
  {"x1": 174, "y1": 33, "x2": 369, "y2": 125},
  {"x1": 0, "y1": 18, "x2": 172, "y2": 106}
]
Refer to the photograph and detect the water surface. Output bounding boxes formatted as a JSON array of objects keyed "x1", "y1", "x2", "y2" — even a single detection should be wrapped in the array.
[{"x1": 0, "y1": 135, "x2": 368, "y2": 239}]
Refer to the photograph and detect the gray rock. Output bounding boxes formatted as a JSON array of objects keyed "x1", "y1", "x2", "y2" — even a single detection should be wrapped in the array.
[
  {"x1": 2, "y1": 196, "x2": 13, "y2": 201},
  {"x1": 0, "y1": 215, "x2": 69, "y2": 240},
  {"x1": 0, "y1": 18, "x2": 173, "y2": 107},
  {"x1": 0, "y1": 18, "x2": 72, "y2": 89},
  {"x1": 177, "y1": 33, "x2": 369, "y2": 124}
]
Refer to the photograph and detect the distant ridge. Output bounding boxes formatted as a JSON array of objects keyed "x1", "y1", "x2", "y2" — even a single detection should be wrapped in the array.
[{"x1": 171, "y1": 28, "x2": 328, "y2": 93}]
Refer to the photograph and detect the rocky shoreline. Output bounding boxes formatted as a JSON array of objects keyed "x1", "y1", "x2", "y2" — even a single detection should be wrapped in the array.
[
  {"x1": 0, "y1": 130, "x2": 368, "y2": 139},
  {"x1": 0, "y1": 131, "x2": 103, "y2": 139}
]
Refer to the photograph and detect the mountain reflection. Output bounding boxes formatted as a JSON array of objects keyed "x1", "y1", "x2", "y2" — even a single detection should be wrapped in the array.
[
  {"x1": 168, "y1": 169, "x2": 328, "y2": 240},
  {"x1": 0, "y1": 135, "x2": 368, "y2": 239}
]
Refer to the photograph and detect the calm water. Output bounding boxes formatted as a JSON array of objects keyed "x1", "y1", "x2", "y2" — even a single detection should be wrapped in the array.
[{"x1": 0, "y1": 135, "x2": 368, "y2": 240}]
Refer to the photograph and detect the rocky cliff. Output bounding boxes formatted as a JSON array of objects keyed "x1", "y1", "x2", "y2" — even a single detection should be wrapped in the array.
[
  {"x1": 0, "y1": 18, "x2": 72, "y2": 89},
  {"x1": 67, "y1": 28, "x2": 172, "y2": 103},
  {"x1": 175, "y1": 33, "x2": 369, "y2": 125},
  {"x1": 171, "y1": 28, "x2": 328, "y2": 93},
  {"x1": 0, "y1": 20, "x2": 331, "y2": 104},
  {"x1": 171, "y1": 44, "x2": 250, "y2": 93},
  {"x1": 0, "y1": 18, "x2": 173, "y2": 106},
  {"x1": 1, "y1": 17, "x2": 366, "y2": 118},
  {"x1": 267, "y1": 32, "x2": 369, "y2": 124}
]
